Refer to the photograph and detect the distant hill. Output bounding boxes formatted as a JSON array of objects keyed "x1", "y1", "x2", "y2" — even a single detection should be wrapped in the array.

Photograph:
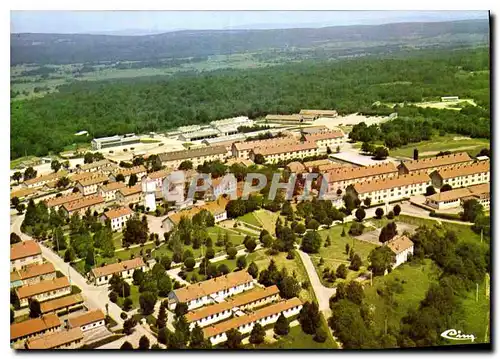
[{"x1": 10, "y1": 19, "x2": 489, "y2": 65}]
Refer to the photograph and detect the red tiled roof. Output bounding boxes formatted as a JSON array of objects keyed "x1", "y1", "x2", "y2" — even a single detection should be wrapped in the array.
[
  {"x1": 11, "y1": 240, "x2": 41, "y2": 261},
  {"x1": 10, "y1": 314, "x2": 61, "y2": 341},
  {"x1": 68, "y1": 309, "x2": 105, "y2": 328},
  {"x1": 16, "y1": 277, "x2": 70, "y2": 300}
]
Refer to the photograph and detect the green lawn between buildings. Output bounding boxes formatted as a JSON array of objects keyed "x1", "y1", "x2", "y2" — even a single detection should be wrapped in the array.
[
  {"x1": 352, "y1": 133, "x2": 488, "y2": 159},
  {"x1": 363, "y1": 259, "x2": 439, "y2": 335},
  {"x1": 309, "y1": 225, "x2": 378, "y2": 287},
  {"x1": 237, "y1": 212, "x2": 263, "y2": 227},
  {"x1": 250, "y1": 324, "x2": 337, "y2": 349}
]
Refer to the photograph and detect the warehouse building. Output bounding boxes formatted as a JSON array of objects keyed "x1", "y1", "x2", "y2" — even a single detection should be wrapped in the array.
[{"x1": 91, "y1": 133, "x2": 140, "y2": 150}]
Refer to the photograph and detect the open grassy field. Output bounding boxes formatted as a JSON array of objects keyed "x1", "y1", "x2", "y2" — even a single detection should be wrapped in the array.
[
  {"x1": 309, "y1": 225, "x2": 379, "y2": 286},
  {"x1": 397, "y1": 214, "x2": 489, "y2": 248},
  {"x1": 206, "y1": 226, "x2": 247, "y2": 246},
  {"x1": 363, "y1": 259, "x2": 439, "y2": 334},
  {"x1": 253, "y1": 322, "x2": 338, "y2": 349},
  {"x1": 245, "y1": 250, "x2": 315, "y2": 303},
  {"x1": 388, "y1": 134, "x2": 489, "y2": 158},
  {"x1": 116, "y1": 284, "x2": 141, "y2": 310},
  {"x1": 253, "y1": 209, "x2": 280, "y2": 234},
  {"x1": 10, "y1": 156, "x2": 40, "y2": 170},
  {"x1": 237, "y1": 212, "x2": 262, "y2": 227},
  {"x1": 459, "y1": 276, "x2": 490, "y2": 344}
]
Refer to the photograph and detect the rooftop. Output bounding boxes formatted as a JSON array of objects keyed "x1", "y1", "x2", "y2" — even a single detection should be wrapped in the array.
[
  {"x1": 173, "y1": 270, "x2": 253, "y2": 303},
  {"x1": 147, "y1": 169, "x2": 172, "y2": 180},
  {"x1": 24, "y1": 171, "x2": 67, "y2": 186},
  {"x1": 62, "y1": 194, "x2": 105, "y2": 212},
  {"x1": 79, "y1": 159, "x2": 113, "y2": 171},
  {"x1": 286, "y1": 161, "x2": 306, "y2": 173},
  {"x1": 427, "y1": 183, "x2": 490, "y2": 202},
  {"x1": 299, "y1": 109, "x2": 338, "y2": 117},
  {"x1": 159, "y1": 146, "x2": 227, "y2": 163},
  {"x1": 10, "y1": 187, "x2": 38, "y2": 199},
  {"x1": 26, "y1": 327, "x2": 83, "y2": 349},
  {"x1": 304, "y1": 130, "x2": 344, "y2": 142},
  {"x1": 10, "y1": 313, "x2": 61, "y2": 341},
  {"x1": 265, "y1": 114, "x2": 303, "y2": 122},
  {"x1": 167, "y1": 197, "x2": 229, "y2": 225},
  {"x1": 186, "y1": 286, "x2": 280, "y2": 323},
  {"x1": 233, "y1": 137, "x2": 296, "y2": 152},
  {"x1": 253, "y1": 141, "x2": 318, "y2": 156},
  {"x1": 103, "y1": 206, "x2": 133, "y2": 220},
  {"x1": 40, "y1": 294, "x2": 84, "y2": 314},
  {"x1": 45, "y1": 193, "x2": 83, "y2": 208},
  {"x1": 203, "y1": 297, "x2": 302, "y2": 338},
  {"x1": 77, "y1": 174, "x2": 109, "y2": 187},
  {"x1": 434, "y1": 160, "x2": 490, "y2": 179},
  {"x1": 16, "y1": 276, "x2": 70, "y2": 300},
  {"x1": 114, "y1": 165, "x2": 147, "y2": 177},
  {"x1": 68, "y1": 309, "x2": 105, "y2": 328},
  {"x1": 100, "y1": 181, "x2": 127, "y2": 192},
  {"x1": 401, "y1": 152, "x2": 472, "y2": 172},
  {"x1": 13, "y1": 262, "x2": 55, "y2": 281},
  {"x1": 11, "y1": 240, "x2": 41, "y2": 261},
  {"x1": 386, "y1": 235, "x2": 414, "y2": 254},
  {"x1": 91, "y1": 257, "x2": 145, "y2": 278},
  {"x1": 325, "y1": 162, "x2": 398, "y2": 183},
  {"x1": 118, "y1": 184, "x2": 142, "y2": 197},
  {"x1": 353, "y1": 172, "x2": 430, "y2": 194}
]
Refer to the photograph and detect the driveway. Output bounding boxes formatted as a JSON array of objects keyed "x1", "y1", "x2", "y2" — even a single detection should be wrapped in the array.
[{"x1": 295, "y1": 248, "x2": 336, "y2": 316}]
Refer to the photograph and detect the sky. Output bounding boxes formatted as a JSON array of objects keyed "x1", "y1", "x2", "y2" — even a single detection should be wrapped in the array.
[{"x1": 10, "y1": 10, "x2": 488, "y2": 35}]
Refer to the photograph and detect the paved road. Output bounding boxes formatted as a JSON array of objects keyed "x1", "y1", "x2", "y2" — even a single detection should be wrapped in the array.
[
  {"x1": 11, "y1": 214, "x2": 159, "y2": 346},
  {"x1": 295, "y1": 248, "x2": 336, "y2": 316}
]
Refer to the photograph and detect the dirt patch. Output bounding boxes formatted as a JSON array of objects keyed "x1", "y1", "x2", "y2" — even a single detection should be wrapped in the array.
[
  {"x1": 453, "y1": 136, "x2": 472, "y2": 141},
  {"x1": 419, "y1": 145, "x2": 480, "y2": 157}
]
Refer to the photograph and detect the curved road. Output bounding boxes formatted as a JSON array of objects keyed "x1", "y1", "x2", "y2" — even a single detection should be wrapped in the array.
[{"x1": 11, "y1": 214, "x2": 158, "y2": 346}]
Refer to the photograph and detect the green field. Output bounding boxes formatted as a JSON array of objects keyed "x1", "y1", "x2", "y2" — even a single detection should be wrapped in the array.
[
  {"x1": 10, "y1": 53, "x2": 270, "y2": 100},
  {"x1": 363, "y1": 259, "x2": 439, "y2": 334},
  {"x1": 237, "y1": 212, "x2": 262, "y2": 228},
  {"x1": 243, "y1": 250, "x2": 315, "y2": 303},
  {"x1": 459, "y1": 277, "x2": 490, "y2": 344},
  {"x1": 253, "y1": 209, "x2": 281, "y2": 234},
  {"x1": 116, "y1": 284, "x2": 141, "y2": 310},
  {"x1": 388, "y1": 134, "x2": 489, "y2": 158},
  {"x1": 310, "y1": 225, "x2": 379, "y2": 286},
  {"x1": 253, "y1": 323, "x2": 337, "y2": 349}
]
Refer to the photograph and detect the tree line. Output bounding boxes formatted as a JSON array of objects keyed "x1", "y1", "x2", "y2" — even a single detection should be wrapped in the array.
[{"x1": 11, "y1": 47, "x2": 489, "y2": 159}]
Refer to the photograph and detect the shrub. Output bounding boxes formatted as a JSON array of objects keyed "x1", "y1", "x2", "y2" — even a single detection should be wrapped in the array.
[
  {"x1": 387, "y1": 211, "x2": 395, "y2": 220},
  {"x1": 120, "y1": 312, "x2": 128, "y2": 320},
  {"x1": 109, "y1": 291, "x2": 118, "y2": 303},
  {"x1": 348, "y1": 222, "x2": 364, "y2": 236},
  {"x1": 227, "y1": 247, "x2": 238, "y2": 259},
  {"x1": 313, "y1": 327, "x2": 327, "y2": 343}
]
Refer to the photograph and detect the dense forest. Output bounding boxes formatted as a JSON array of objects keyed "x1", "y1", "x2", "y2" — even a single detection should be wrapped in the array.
[
  {"x1": 11, "y1": 20, "x2": 488, "y2": 65},
  {"x1": 10, "y1": 47, "x2": 489, "y2": 159}
]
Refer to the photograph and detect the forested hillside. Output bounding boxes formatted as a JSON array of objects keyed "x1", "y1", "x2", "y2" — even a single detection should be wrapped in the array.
[
  {"x1": 11, "y1": 20, "x2": 488, "y2": 65},
  {"x1": 10, "y1": 47, "x2": 489, "y2": 159}
]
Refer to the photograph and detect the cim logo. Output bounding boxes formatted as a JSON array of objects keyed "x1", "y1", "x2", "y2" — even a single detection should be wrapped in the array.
[{"x1": 440, "y1": 329, "x2": 475, "y2": 343}]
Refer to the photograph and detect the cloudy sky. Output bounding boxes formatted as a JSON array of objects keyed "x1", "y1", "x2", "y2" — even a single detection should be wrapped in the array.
[{"x1": 11, "y1": 10, "x2": 488, "y2": 35}]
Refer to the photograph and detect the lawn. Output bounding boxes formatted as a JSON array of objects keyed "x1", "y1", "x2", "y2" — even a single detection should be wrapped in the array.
[
  {"x1": 206, "y1": 226, "x2": 247, "y2": 246},
  {"x1": 237, "y1": 212, "x2": 262, "y2": 228},
  {"x1": 459, "y1": 276, "x2": 490, "y2": 344},
  {"x1": 397, "y1": 214, "x2": 489, "y2": 248},
  {"x1": 254, "y1": 323, "x2": 338, "y2": 349},
  {"x1": 246, "y1": 250, "x2": 315, "y2": 303},
  {"x1": 253, "y1": 209, "x2": 281, "y2": 234},
  {"x1": 308, "y1": 225, "x2": 379, "y2": 286},
  {"x1": 112, "y1": 232, "x2": 123, "y2": 248},
  {"x1": 116, "y1": 284, "x2": 141, "y2": 310},
  {"x1": 363, "y1": 259, "x2": 439, "y2": 334},
  {"x1": 388, "y1": 134, "x2": 489, "y2": 158}
]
